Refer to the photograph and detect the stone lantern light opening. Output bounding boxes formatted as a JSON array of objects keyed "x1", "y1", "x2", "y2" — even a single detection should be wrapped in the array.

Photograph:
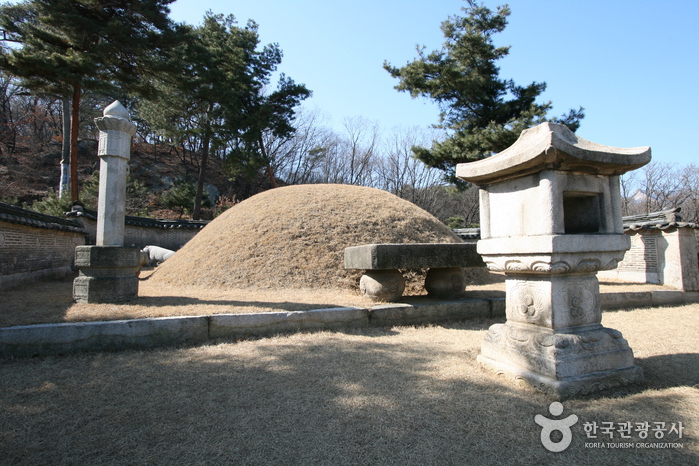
[{"x1": 457, "y1": 122, "x2": 651, "y2": 399}]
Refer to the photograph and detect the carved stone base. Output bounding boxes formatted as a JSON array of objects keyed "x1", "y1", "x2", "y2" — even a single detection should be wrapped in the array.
[
  {"x1": 73, "y1": 245, "x2": 140, "y2": 303},
  {"x1": 425, "y1": 267, "x2": 466, "y2": 299},
  {"x1": 359, "y1": 270, "x2": 405, "y2": 302},
  {"x1": 478, "y1": 322, "x2": 644, "y2": 399},
  {"x1": 505, "y1": 274, "x2": 601, "y2": 330}
]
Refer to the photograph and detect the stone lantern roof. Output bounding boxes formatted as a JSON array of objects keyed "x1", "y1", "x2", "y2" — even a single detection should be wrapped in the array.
[{"x1": 456, "y1": 122, "x2": 651, "y2": 185}]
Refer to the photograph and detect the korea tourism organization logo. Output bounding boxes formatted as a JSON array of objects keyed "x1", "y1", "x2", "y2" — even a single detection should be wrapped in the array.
[
  {"x1": 534, "y1": 402, "x2": 578, "y2": 452},
  {"x1": 534, "y1": 402, "x2": 686, "y2": 452}
]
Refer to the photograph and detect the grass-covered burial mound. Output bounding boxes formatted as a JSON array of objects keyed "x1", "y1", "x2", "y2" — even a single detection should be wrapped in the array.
[{"x1": 149, "y1": 184, "x2": 469, "y2": 290}]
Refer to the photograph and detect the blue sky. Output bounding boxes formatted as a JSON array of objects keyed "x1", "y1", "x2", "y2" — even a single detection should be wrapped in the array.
[{"x1": 169, "y1": 0, "x2": 698, "y2": 167}]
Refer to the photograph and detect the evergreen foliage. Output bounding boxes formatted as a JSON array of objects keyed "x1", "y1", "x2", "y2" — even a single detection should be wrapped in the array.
[
  {"x1": 138, "y1": 12, "x2": 310, "y2": 219},
  {"x1": 26, "y1": 188, "x2": 71, "y2": 217},
  {"x1": 80, "y1": 171, "x2": 150, "y2": 216},
  {"x1": 384, "y1": 0, "x2": 584, "y2": 183},
  {"x1": 161, "y1": 178, "x2": 210, "y2": 219},
  {"x1": 29, "y1": 171, "x2": 151, "y2": 217},
  {"x1": 0, "y1": 0, "x2": 178, "y2": 200}
]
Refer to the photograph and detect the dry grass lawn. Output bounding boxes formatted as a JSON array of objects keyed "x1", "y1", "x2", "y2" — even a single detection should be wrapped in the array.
[
  {"x1": 2, "y1": 184, "x2": 695, "y2": 463},
  {"x1": 0, "y1": 269, "x2": 379, "y2": 328},
  {"x1": 0, "y1": 268, "x2": 681, "y2": 329},
  {"x1": 1, "y1": 304, "x2": 697, "y2": 464}
]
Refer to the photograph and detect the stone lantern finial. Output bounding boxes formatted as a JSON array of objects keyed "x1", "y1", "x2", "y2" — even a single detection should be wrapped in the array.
[{"x1": 103, "y1": 100, "x2": 131, "y2": 121}]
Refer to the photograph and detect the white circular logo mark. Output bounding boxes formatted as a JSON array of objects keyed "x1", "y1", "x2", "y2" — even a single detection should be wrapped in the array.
[{"x1": 534, "y1": 402, "x2": 579, "y2": 452}]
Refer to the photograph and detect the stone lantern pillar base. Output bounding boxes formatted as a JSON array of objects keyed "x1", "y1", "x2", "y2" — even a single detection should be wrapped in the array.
[
  {"x1": 472, "y1": 236, "x2": 645, "y2": 398},
  {"x1": 73, "y1": 246, "x2": 140, "y2": 303},
  {"x1": 477, "y1": 322, "x2": 644, "y2": 399}
]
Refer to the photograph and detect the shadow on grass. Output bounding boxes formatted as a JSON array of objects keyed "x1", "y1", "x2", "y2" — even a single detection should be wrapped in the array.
[
  {"x1": 638, "y1": 353, "x2": 699, "y2": 389},
  {"x1": 132, "y1": 295, "x2": 343, "y2": 311},
  {"x1": 0, "y1": 275, "x2": 76, "y2": 328},
  {"x1": 1, "y1": 321, "x2": 696, "y2": 465}
]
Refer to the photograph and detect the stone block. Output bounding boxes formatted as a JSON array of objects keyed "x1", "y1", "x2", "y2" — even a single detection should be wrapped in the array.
[
  {"x1": 344, "y1": 243, "x2": 485, "y2": 270},
  {"x1": 489, "y1": 298, "x2": 506, "y2": 317},
  {"x1": 359, "y1": 270, "x2": 405, "y2": 302},
  {"x1": 0, "y1": 316, "x2": 208, "y2": 357},
  {"x1": 75, "y1": 245, "x2": 141, "y2": 268},
  {"x1": 600, "y1": 292, "x2": 652, "y2": 309},
  {"x1": 73, "y1": 275, "x2": 138, "y2": 303},
  {"x1": 651, "y1": 290, "x2": 685, "y2": 307},
  {"x1": 683, "y1": 292, "x2": 699, "y2": 304},
  {"x1": 478, "y1": 323, "x2": 644, "y2": 399},
  {"x1": 209, "y1": 308, "x2": 369, "y2": 339},
  {"x1": 424, "y1": 267, "x2": 466, "y2": 299},
  {"x1": 73, "y1": 245, "x2": 141, "y2": 303},
  {"x1": 369, "y1": 299, "x2": 490, "y2": 326},
  {"x1": 505, "y1": 274, "x2": 600, "y2": 330}
]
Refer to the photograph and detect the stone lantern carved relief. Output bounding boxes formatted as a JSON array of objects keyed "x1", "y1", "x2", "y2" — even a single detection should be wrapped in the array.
[{"x1": 457, "y1": 122, "x2": 651, "y2": 398}]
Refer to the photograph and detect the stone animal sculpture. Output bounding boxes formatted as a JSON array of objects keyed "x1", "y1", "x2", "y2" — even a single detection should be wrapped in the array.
[{"x1": 142, "y1": 245, "x2": 176, "y2": 266}]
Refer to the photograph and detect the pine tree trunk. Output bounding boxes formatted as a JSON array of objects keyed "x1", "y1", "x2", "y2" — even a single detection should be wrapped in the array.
[
  {"x1": 192, "y1": 130, "x2": 209, "y2": 220},
  {"x1": 70, "y1": 84, "x2": 80, "y2": 202},
  {"x1": 259, "y1": 135, "x2": 277, "y2": 188},
  {"x1": 59, "y1": 97, "x2": 70, "y2": 198}
]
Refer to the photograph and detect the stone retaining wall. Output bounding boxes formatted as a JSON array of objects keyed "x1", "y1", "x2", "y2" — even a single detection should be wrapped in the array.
[
  {"x1": 2, "y1": 290, "x2": 697, "y2": 359},
  {"x1": 0, "y1": 298, "x2": 506, "y2": 357}
]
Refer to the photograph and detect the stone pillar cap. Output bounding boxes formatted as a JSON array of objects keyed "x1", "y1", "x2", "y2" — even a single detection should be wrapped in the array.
[
  {"x1": 95, "y1": 101, "x2": 137, "y2": 136},
  {"x1": 456, "y1": 122, "x2": 651, "y2": 185},
  {"x1": 103, "y1": 100, "x2": 131, "y2": 121}
]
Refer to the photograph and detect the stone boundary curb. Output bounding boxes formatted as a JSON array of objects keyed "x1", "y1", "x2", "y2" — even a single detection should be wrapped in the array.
[
  {"x1": 1, "y1": 291, "x2": 697, "y2": 358},
  {"x1": 0, "y1": 298, "x2": 505, "y2": 358},
  {"x1": 600, "y1": 290, "x2": 699, "y2": 309}
]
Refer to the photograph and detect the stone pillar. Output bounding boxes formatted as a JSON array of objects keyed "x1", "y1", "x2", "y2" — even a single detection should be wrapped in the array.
[
  {"x1": 662, "y1": 228, "x2": 699, "y2": 291},
  {"x1": 73, "y1": 101, "x2": 140, "y2": 303},
  {"x1": 95, "y1": 101, "x2": 137, "y2": 245},
  {"x1": 457, "y1": 122, "x2": 651, "y2": 399}
]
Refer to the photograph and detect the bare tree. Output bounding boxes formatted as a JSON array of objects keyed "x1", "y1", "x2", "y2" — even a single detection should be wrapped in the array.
[
  {"x1": 678, "y1": 164, "x2": 699, "y2": 223},
  {"x1": 619, "y1": 171, "x2": 641, "y2": 216},
  {"x1": 338, "y1": 116, "x2": 379, "y2": 186},
  {"x1": 377, "y1": 125, "x2": 443, "y2": 198},
  {"x1": 620, "y1": 161, "x2": 699, "y2": 222},
  {"x1": 306, "y1": 116, "x2": 379, "y2": 186},
  {"x1": 642, "y1": 162, "x2": 687, "y2": 212},
  {"x1": 268, "y1": 107, "x2": 336, "y2": 185}
]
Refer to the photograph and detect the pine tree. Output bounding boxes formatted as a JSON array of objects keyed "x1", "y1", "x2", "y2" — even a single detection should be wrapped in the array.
[
  {"x1": 384, "y1": 0, "x2": 584, "y2": 183},
  {"x1": 138, "y1": 13, "x2": 310, "y2": 219},
  {"x1": 0, "y1": 0, "x2": 178, "y2": 200}
]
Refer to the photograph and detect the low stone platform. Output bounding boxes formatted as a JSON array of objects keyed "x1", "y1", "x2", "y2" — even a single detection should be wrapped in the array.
[
  {"x1": 0, "y1": 297, "x2": 504, "y2": 358},
  {"x1": 2, "y1": 290, "x2": 694, "y2": 359},
  {"x1": 344, "y1": 243, "x2": 486, "y2": 301}
]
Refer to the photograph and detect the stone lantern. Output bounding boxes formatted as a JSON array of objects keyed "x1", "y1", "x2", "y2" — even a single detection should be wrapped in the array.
[{"x1": 456, "y1": 122, "x2": 651, "y2": 398}]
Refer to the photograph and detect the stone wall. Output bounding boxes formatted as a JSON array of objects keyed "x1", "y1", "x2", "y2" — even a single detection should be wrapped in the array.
[
  {"x1": 598, "y1": 227, "x2": 699, "y2": 291},
  {"x1": 607, "y1": 231, "x2": 661, "y2": 283},
  {"x1": 67, "y1": 207, "x2": 208, "y2": 251},
  {"x1": 0, "y1": 202, "x2": 208, "y2": 291},
  {"x1": 595, "y1": 209, "x2": 698, "y2": 291},
  {"x1": 0, "y1": 203, "x2": 87, "y2": 290}
]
